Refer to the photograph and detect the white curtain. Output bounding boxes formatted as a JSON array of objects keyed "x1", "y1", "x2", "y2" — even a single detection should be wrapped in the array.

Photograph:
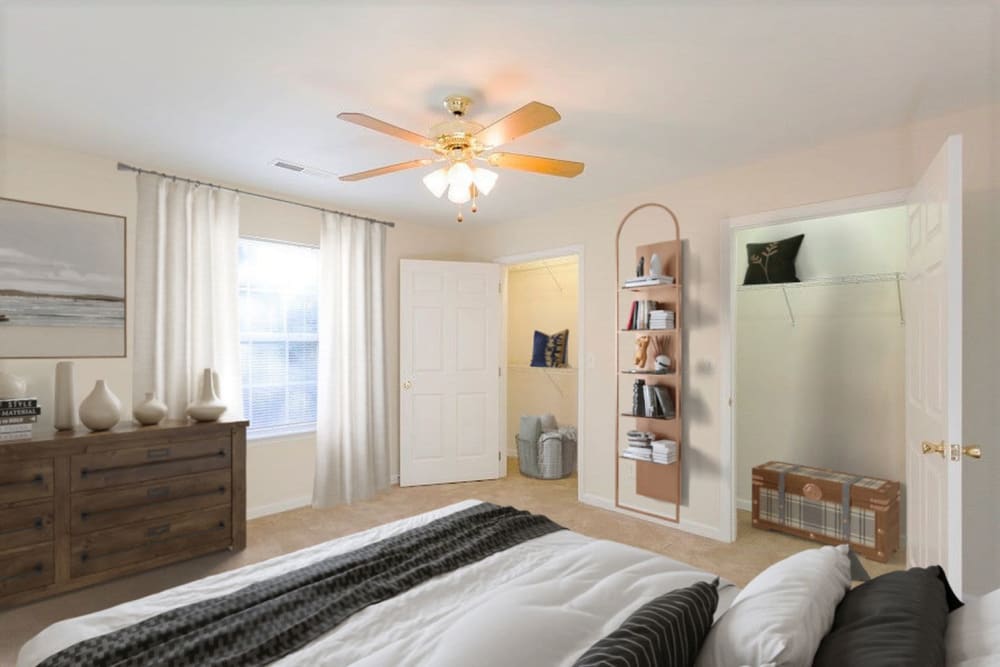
[
  {"x1": 313, "y1": 212, "x2": 389, "y2": 507},
  {"x1": 133, "y1": 173, "x2": 242, "y2": 420}
]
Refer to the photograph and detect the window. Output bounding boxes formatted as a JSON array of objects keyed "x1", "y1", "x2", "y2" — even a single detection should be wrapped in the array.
[{"x1": 238, "y1": 237, "x2": 320, "y2": 438}]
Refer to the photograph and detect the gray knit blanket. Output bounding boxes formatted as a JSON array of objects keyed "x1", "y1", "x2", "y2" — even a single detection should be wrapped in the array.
[{"x1": 40, "y1": 503, "x2": 563, "y2": 667}]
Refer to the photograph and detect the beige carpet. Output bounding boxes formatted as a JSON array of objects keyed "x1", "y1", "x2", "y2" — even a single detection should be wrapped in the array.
[{"x1": 0, "y1": 463, "x2": 902, "y2": 665}]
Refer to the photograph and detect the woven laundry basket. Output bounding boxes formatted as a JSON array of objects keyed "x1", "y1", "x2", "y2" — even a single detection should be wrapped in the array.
[{"x1": 516, "y1": 430, "x2": 577, "y2": 479}]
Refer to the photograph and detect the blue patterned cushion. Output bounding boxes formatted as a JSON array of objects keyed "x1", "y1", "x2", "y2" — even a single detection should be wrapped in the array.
[{"x1": 545, "y1": 329, "x2": 569, "y2": 367}]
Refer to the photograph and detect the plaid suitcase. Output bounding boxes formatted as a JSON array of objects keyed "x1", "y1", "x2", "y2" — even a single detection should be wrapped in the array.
[{"x1": 751, "y1": 461, "x2": 900, "y2": 562}]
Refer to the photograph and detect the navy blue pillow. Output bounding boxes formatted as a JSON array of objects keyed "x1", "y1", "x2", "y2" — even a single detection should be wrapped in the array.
[{"x1": 531, "y1": 331, "x2": 549, "y2": 367}]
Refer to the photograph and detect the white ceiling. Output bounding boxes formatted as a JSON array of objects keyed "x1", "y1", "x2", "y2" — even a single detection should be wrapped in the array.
[{"x1": 1, "y1": 1, "x2": 994, "y2": 226}]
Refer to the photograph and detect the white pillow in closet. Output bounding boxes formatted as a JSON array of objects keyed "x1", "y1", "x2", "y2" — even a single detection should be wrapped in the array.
[{"x1": 695, "y1": 544, "x2": 851, "y2": 667}]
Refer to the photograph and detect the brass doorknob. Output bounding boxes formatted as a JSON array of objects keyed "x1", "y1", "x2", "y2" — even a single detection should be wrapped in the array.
[
  {"x1": 962, "y1": 446, "x2": 982, "y2": 459},
  {"x1": 922, "y1": 440, "x2": 946, "y2": 457}
]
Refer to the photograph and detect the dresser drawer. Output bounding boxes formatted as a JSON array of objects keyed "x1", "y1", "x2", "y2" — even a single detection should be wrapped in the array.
[
  {"x1": 0, "y1": 500, "x2": 54, "y2": 550},
  {"x1": 0, "y1": 460, "x2": 53, "y2": 505},
  {"x1": 0, "y1": 544, "x2": 54, "y2": 598},
  {"x1": 71, "y1": 506, "x2": 231, "y2": 578},
  {"x1": 72, "y1": 470, "x2": 231, "y2": 534},
  {"x1": 71, "y1": 437, "x2": 231, "y2": 491}
]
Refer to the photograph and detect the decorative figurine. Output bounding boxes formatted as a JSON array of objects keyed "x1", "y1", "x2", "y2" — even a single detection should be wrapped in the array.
[
  {"x1": 636, "y1": 256, "x2": 644, "y2": 278},
  {"x1": 649, "y1": 335, "x2": 670, "y2": 371},
  {"x1": 633, "y1": 335, "x2": 651, "y2": 369}
]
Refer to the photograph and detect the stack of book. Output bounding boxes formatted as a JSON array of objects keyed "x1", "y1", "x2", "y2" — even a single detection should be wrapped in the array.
[
  {"x1": 622, "y1": 430, "x2": 655, "y2": 461},
  {"x1": 625, "y1": 300, "x2": 659, "y2": 330},
  {"x1": 0, "y1": 398, "x2": 40, "y2": 442},
  {"x1": 623, "y1": 275, "x2": 674, "y2": 288},
  {"x1": 648, "y1": 309, "x2": 675, "y2": 330},
  {"x1": 651, "y1": 439, "x2": 678, "y2": 465}
]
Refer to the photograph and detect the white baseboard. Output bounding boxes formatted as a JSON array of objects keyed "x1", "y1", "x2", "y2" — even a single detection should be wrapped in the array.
[
  {"x1": 736, "y1": 497, "x2": 753, "y2": 513},
  {"x1": 578, "y1": 492, "x2": 724, "y2": 541},
  {"x1": 391, "y1": 474, "x2": 399, "y2": 485},
  {"x1": 247, "y1": 495, "x2": 311, "y2": 520}
]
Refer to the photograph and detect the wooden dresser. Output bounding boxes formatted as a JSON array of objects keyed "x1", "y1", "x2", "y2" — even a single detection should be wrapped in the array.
[{"x1": 0, "y1": 419, "x2": 247, "y2": 607}]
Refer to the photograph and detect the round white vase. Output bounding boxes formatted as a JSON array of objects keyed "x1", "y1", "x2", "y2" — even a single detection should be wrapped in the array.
[
  {"x1": 649, "y1": 253, "x2": 663, "y2": 278},
  {"x1": 133, "y1": 392, "x2": 168, "y2": 426},
  {"x1": 79, "y1": 380, "x2": 122, "y2": 431},
  {"x1": 0, "y1": 371, "x2": 28, "y2": 399},
  {"x1": 54, "y1": 361, "x2": 77, "y2": 431},
  {"x1": 186, "y1": 368, "x2": 226, "y2": 422}
]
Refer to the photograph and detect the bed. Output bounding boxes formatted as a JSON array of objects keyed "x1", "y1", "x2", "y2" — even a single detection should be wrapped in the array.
[
  {"x1": 19, "y1": 499, "x2": 998, "y2": 667},
  {"x1": 18, "y1": 500, "x2": 739, "y2": 667}
]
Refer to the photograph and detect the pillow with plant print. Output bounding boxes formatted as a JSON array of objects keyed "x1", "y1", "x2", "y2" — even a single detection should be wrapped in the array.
[{"x1": 743, "y1": 234, "x2": 805, "y2": 285}]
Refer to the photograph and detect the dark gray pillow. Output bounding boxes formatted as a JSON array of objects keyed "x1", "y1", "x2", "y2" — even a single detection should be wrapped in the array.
[
  {"x1": 574, "y1": 579, "x2": 719, "y2": 667},
  {"x1": 743, "y1": 233, "x2": 804, "y2": 284},
  {"x1": 812, "y1": 566, "x2": 962, "y2": 667}
]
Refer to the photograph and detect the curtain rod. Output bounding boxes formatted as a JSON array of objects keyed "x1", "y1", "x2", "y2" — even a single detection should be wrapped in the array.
[{"x1": 116, "y1": 162, "x2": 396, "y2": 228}]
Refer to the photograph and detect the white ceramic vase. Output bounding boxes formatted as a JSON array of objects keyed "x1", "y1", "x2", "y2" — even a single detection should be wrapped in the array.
[
  {"x1": 186, "y1": 368, "x2": 226, "y2": 422},
  {"x1": 133, "y1": 392, "x2": 168, "y2": 426},
  {"x1": 54, "y1": 361, "x2": 76, "y2": 431},
  {"x1": 649, "y1": 253, "x2": 663, "y2": 278},
  {"x1": 79, "y1": 380, "x2": 121, "y2": 431},
  {"x1": 0, "y1": 371, "x2": 27, "y2": 399}
]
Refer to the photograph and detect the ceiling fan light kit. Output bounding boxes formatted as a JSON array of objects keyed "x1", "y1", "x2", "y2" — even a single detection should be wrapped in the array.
[{"x1": 338, "y1": 94, "x2": 584, "y2": 222}]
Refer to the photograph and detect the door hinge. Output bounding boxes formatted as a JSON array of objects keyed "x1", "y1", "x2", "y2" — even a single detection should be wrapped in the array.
[
  {"x1": 498, "y1": 281, "x2": 502, "y2": 295},
  {"x1": 498, "y1": 366, "x2": 502, "y2": 377},
  {"x1": 950, "y1": 444, "x2": 961, "y2": 462},
  {"x1": 498, "y1": 451, "x2": 502, "y2": 461}
]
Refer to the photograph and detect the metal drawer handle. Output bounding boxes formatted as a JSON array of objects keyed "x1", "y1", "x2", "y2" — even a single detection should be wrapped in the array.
[
  {"x1": 34, "y1": 517, "x2": 44, "y2": 530},
  {"x1": 147, "y1": 523, "x2": 171, "y2": 537},
  {"x1": 147, "y1": 447, "x2": 171, "y2": 460},
  {"x1": 0, "y1": 473, "x2": 44, "y2": 488}
]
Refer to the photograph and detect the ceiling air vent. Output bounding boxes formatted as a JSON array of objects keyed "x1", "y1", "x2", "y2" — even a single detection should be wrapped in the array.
[
  {"x1": 272, "y1": 159, "x2": 305, "y2": 172},
  {"x1": 270, "y1": 159, "x2": 335, "y2": 179}
]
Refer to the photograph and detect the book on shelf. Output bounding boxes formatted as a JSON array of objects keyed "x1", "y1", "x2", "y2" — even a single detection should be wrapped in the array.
[
  {"x1": 625, "y1": 300, "x2": 660, "y2": 330},
  {"x1": 0, "y1": 423, "x2": 33, "y2": 433},
  {"x1": 0, "y1": 430, "x2": 33, "y2": 442},
  {"x1": 0, "y1": 415, "x2": 37, "y2": 426},
  {"x1": 0, "y1": 398, "x2": 38, "y2": 408},
  {"x1": 0, "y1": 406, "x2": 41, "y2": 418},
  {"x1": 623, "y1": 275, "x2": 675, "y2": 287}
]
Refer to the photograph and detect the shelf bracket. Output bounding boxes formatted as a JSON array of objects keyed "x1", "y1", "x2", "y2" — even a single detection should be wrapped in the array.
[
  {"x1": 895, "y1": 272, "x2": 905, "y2": 325},
  {"x1": 541, "y1": 261, "x2": 564, "y2": 293},
  {"x1": 781, "y1": 285, "x2": 795, "y2": 327}
]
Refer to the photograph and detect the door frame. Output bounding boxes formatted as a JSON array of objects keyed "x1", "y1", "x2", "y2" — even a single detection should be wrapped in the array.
[
  {"x1": 494, "y1": 245, "x2": 585, "y2": 499},
  {"x1": 718, "y1": 189, "x2": 910, "y2": 542}
]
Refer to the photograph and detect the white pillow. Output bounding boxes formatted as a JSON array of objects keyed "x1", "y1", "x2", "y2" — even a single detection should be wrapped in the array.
[
  {"x1": 946, "y1": 587, "x2": 1000, "y2": 665},
  {"x1": 695, "y1": 545, "x2": 850, "y2": 667}
]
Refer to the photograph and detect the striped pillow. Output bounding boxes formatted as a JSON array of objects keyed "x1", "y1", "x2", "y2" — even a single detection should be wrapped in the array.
[{"x1": 574, "y1": 579, "x2": 719, "y2": 667}]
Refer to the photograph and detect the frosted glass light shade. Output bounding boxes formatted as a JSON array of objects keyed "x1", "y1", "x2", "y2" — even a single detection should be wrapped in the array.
[
  {"x1": 422, "y1": 168, "x2": 449, "y2": 198},
  {"x1": 447, "y1": 183, "x2": 471, "y2": 204},
  {"x1": 447, "y1": 161, "x2": 473, "y2": 188},
  {"x1": 471, "y1": 167, "x2": 498, "y2": 195}
]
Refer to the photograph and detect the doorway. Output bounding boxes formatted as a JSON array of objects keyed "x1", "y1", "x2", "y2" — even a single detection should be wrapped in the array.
[
  {"x1": 497, "y1": 247, "x2": 585, "y2": 500},
  {"x1": 719, "y1": 190, "x2": 912, "y2": 564}
]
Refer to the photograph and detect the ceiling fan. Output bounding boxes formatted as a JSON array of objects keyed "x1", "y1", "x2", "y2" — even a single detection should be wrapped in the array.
[{"x1": 337, "y1": 95, "x2": 584, "y2": 222}]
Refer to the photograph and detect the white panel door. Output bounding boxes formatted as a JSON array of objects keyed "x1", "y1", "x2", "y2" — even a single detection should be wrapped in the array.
[
  {"x1": 904, "y1": 135, "x2": 964, "y2": 593},
  {"x1": 400, "y1": 259, "x2": 501, "y2": 486}
]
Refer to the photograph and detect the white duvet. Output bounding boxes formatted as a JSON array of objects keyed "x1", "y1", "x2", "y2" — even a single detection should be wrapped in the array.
[{"x1": 19, "y1": 500, "x2": 738, "y2": 667}]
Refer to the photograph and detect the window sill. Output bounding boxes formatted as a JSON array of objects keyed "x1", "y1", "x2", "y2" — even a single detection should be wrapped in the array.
[{"x1": 247, "y1": 425, "x2": 317, "y2": 445}]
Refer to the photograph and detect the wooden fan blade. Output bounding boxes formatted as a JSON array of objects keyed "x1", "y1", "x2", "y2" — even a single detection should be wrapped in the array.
[
  {"x1": 475, "y1": 102, "x2": 561, "y2": 149},
  {"x1": 337, "y1": 112, "x2": 431, "y2": 147},
  {"x1": 486, "y1": 153, "x2": 585, "y2": 178},
  {"x1": 339, "y1": 159, "x2": 433, "y2": 182}
]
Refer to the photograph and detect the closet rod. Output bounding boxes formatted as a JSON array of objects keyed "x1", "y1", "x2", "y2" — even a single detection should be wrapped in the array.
[{"x1": 116, "y1": 162, "x2": 396, "y2": 228}]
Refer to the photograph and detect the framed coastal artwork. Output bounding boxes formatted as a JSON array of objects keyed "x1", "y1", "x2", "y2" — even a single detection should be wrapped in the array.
[{"x1": 0, "y1": 197, "x2": 126, "y2": 358}]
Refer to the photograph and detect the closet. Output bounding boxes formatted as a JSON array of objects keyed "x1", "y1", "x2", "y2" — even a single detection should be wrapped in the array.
[
  {"x1": 734, "y1": 206, "x2": 906, "y2": 528},
  {"x1": 504, "y1": 256, "x2": 579, "y2": 477}
]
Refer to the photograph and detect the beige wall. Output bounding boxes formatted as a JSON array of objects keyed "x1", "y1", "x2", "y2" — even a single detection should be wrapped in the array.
[
  {"x1": 505, "y1": 257, "x2": 579, "y2": 456},
  {"x1": 0, "y1": 137, "x2": 475, "y2": 517},
  {"x1": 466, "y1": 105, "x2": 999, "y2": 591}
]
